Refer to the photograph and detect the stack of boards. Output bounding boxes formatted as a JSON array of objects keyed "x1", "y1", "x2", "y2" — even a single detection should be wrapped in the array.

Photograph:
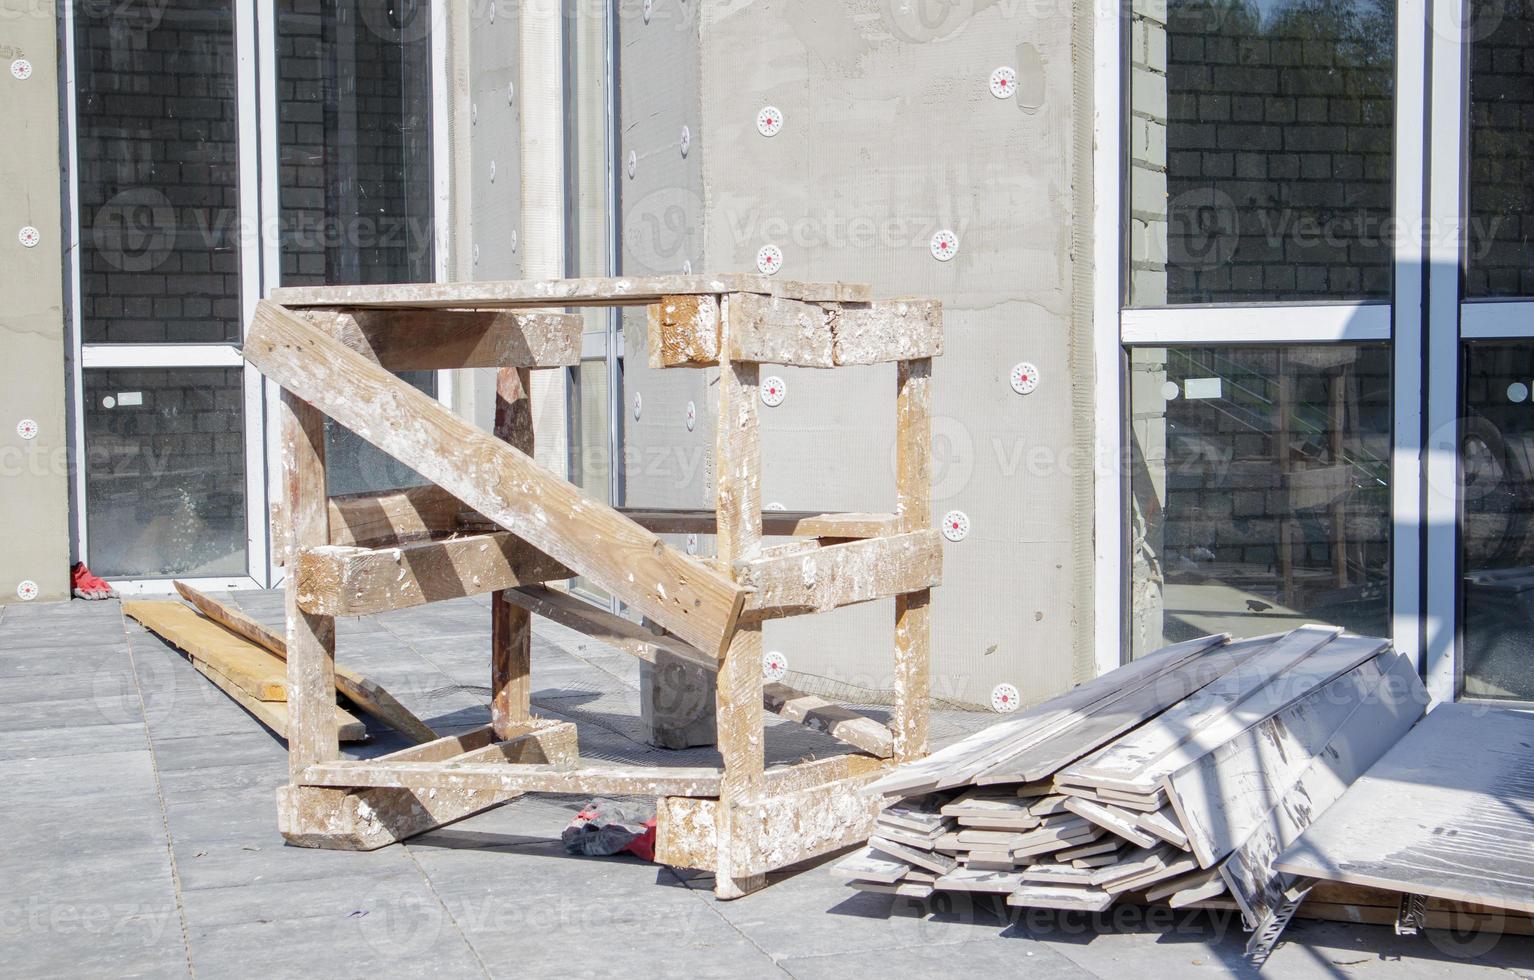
[{"x1": 836, "y1": 625, "x2": 1431, "y2": 943}]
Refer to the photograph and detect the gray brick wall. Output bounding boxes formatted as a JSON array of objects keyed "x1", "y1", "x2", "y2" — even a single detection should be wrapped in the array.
[{"x1": 1468, "y1": 0, "x2": 1534, "y2": 298}]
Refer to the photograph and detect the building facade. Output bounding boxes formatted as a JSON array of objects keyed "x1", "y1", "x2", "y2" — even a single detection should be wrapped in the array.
[{"x1": 0, "y1": 0, "x2": 1528, "y2": 711}]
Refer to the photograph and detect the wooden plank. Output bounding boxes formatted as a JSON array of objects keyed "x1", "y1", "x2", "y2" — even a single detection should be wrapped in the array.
[
  {"x1": 301, "y1": 761, "x2": 724, "y2": 797},
  {"x1": 172, "y1": 582, "x2": 438, "y2": 746},
  {"x1": 735, "y1": 530, "x2": 942, "y2": 620},
  {"x1": 830, "y1": 300, "x2": 943, "y2": 365},
  {"x1": 866, "y1": 632, "x2": 1233, "y2": 797},
  {"x1": 501, "y1": 585, "x2": 718, "y2": 673},
  {"x1": 1058, "y1": 625, "x2": 1346, "y2": 791},
  {"x1": 971, "y1": 636, "x2": 1275, "y2": 785},
  {"x1": 1274, "y1": 702, "x2": 1534, "y2": 917},
  {"x1": 712, "y1": 291, "x2": 768, "y2": 900},
  {"x1": 647, "y1": 295, "x2": 720, "y2": 367},
  {"x1": 1165, "y1": 651, "x2": 1399, "y2": 867},
  {"x1": 652, "y1": 293, "x2": 944, "y2": 367},
  {"x1": 270, "y1": 274, "x2": 872, "y2": 309},
  {"x1": 370, "y1": 725, "x2": 497, "y2": 763},
  {"x1": 296, "y1": 307, "x2": 582, "y2": 369},
  {"x1": 762, "y1": 683, "x2": 893, "y2": 758},
  {"x1": 1008, "y1": 884, "x2": 1114, "y2": 912},
  {"x1": 245, "y1": 300, "x2": 746, "y2": 657},
  {"x1": 1137, "y1": 808, "x2": 1191, "y2": 851},
  {"x1": 125, "y1": 601, "x2": 289, "y2": 702},
  {"x1": 280, "y1": 390, "x2": 338, "y2": 783},
  {"x1": 278, "y1": 782, "x2": 517, "y2": 851},
  {"x1": 296, "y1": 534, "x2": 573, "y2": 617},
  {"x1": 325, "y1": 485, "x2": 485, "y2": 548},
  {"x1": 1217, "y1": 654, "x2": 1429, "y2": 927},
  {"x1": 893, "y1": 357, "x2": 933, "y2": 763},
  {"x1": 619, "y1": 507, "x2": 897, "y2": 539},
  {"x1": 1093, "y1": 632, "x2": 1394, "y2": 796},
  {"x1": 727, "y1": 768, "x2": 887, "y2": 878},
  {"x1": 190, "y1": 657, "x2": 367, "y2": 742},
  {"x1": 1062, "y1": 797, "x2": 1159, "y2": 849},
  {"x1": 492, "y1": 359, "x2": 534, "y2": 737},
  {"x1": 727, "y1": 291, "x2": 835, "y2": 367}
]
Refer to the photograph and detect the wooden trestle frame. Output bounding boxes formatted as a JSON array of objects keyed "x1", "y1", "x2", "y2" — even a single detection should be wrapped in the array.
[{"x1": 245, "y1": 274, "x2": 941, "y2": 898}]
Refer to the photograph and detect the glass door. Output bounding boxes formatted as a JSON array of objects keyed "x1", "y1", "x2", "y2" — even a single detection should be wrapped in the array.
[{"x1": 64, "y1": 0, "x2": 443, "y2": 591}]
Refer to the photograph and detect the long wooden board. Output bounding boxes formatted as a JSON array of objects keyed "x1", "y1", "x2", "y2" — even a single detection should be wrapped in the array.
[
  {"x1": 173, "y1": 584, "x2": 438, "y2": 745},
  {"x1": 1058, "y1": 625, "x2": 1342, "y2": 789},
  {"x1": 269, "y1": 274, "x2": 871, "y2": 309},
  {"x1": 762, "y1": 683, "x2": 894, "y2": 759},
  {"x1": 1218, "y1": 653, "x2": 1428, "y2": 927},
  {"x1": 297, "y1": 308, "x2": 583, "y2": 370},
  {"x1": 1062, "y1": 632, "x2": 1390, "y2": 794},
  {"x1": 500, "y1": 585, "x2": 718, "y2": 673},
  {"x1": 735, "y1": 530, "x2": 942, "y2": 619},
  {"x1": 1275, "y1": 703, "x2": 1534, "y2": 916},
  {"x1": 125, "y1": 601, "x2": 289, "y2": 701},
  {"x1": 245, "y1": 300, "x2": 746, "y2": 658},
  {"x1": 301, "y1": 761, "x2": 724, "y2": 798},
  {"x1": 190, "y1": 658, "x2": 367, "y2": 742},
  {"x1": 1165, "y1": 651, "x2": 1396, "y2": 867},
  {"x1": 866, "y1": 632, "x2": 1234, "y2": 797}
]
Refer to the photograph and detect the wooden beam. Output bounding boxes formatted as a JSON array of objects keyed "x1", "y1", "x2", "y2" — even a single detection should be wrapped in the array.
[
  {"x1": 500, "y1": 585, "x2": 719, "y2": 673},
  {"x1": 727, "y1": 292, "x2": 834, "y2": 367},
  {"x1": 173, "y1": 582, "x2": 438, "y2": 745},
  {"x1": 493, "y1": 364, "x2": 536, "y2": 737},
  {"x1": 296, "y1": 308, "x2": 582, "y2": 370},
  {"x1": 296, "y1": 534, "x2": 571, "y2": 617},
  {"x1": 649, "y1": 294, "x2": 943, "y2": 369},
  {"x1": 300, "y1": 761, "x2": 724, "y2": 798},
  {"x1": 647, "y1": 295, "x2": 719, "y2": 368},
  {"x1": 620, "y1": 507, "x2": 897, "y2": 539},
  {"x1": 893, "y1": 358, "x2": 934, "y2": 762},
  {"x1": 245, "y1": 300, "x2": 746, "y2": 658},
  {"x1": 125, "y1": 600, "x2": 288, "y2": 701},
  {"x1": 278, "y1": 782, "x2": 519, "y2": 851},
  {"x1": 762, "y1": 683, "x2": 893, "y2": 759},
  {"x1": 190, "y1": 657, "x2": 367, "y2": 742},
  {"x1": 324, "y1": 485, "x2": 487, "y2": 548},
  {"x1": 270, "y1": 274, "x2": 872, "y2": 310},
  {"x1": 713, "y1": 291, "x2": 768, "y2": 900},
  {"x1": 734, "y1": 530, "x2": 943, "y2": 620},
  {"x1": 280, "y1": 390, "x2": 338, "y2": 784}
]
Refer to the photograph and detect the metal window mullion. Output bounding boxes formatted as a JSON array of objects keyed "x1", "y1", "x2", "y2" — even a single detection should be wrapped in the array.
[
  {"x1": 1391, "y1": 0, "x2": 1429, "y2": 679},
  {"x1": 236, "y1": 0, "x2": 271, "y2": 585},
  {"x1": 1120, "y1": 304, "x2": 1393, "y2": 345},
  {"x1": 61, "y1": 0, "x2": 88, "y2": 563},
  {"x1": 1423, "y1": 0, "x2": 1469, "y2": 704}
]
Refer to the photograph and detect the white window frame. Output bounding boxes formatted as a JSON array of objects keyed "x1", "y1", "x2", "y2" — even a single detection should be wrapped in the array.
[{"x1": 1093, "y1": 0, "x2": 1431, "y2": 689}]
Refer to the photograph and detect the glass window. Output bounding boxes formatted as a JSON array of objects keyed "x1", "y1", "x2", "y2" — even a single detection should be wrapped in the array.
[
  {"x1": 1127, "y1": 345, "x2": 1392, "y2": 656},
  {"x1": 1461, "y1": 344, "x2": 1534, "y2": 700},
  {"x1": 84, "y1": 368, "x2": 247, "y2": 577},
  {"x1": 277, "y1": 0, "x2": 436, "y2": 495},
  {"x1": 1127, "y1": 0, "x2": 1395, "y2": 306},
  {"x1": 74, "y1": 0, "x2": 242, "y2": 343},
  {"x1": 1467, "y1": 1, "x2": 1534, "y2": 298}
]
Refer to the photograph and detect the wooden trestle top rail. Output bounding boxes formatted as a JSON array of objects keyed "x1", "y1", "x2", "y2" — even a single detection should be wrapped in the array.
[{"x1": 246, "y1": 274, "x2": 941, "y2": 899}]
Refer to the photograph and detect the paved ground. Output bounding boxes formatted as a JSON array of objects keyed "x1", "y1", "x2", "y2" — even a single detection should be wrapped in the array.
[{"x1": 3, "y1": 591, "x2": 1532, "y2": 980}]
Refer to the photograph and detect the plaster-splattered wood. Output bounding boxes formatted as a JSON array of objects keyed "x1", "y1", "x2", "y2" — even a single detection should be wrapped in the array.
[
  {"x1": 1164, "y1": 651, "x2": 1399, "y2": 868},
  {"x1": 277, "y1": 783, "x2": 520, "y2": 851},
  {"x1": 1062, "y1": 797, "x2": 1158, "y2": 849},
  {"x1": 867, "y1": 633, "x2": 1232, "y2": 797},
  {"x1": 734, "y1": 530, "x2": 942, "y2": 621},
  {"x1": 1217, "y1": 654, "x2": 1428, "y2": 927},
  {"x1": 761, "y1": 683, "x2": 894, "y2": 758},
  {"x1": 173, "y1": 582, "x2": 437, "y2": 745},
  {"x1": 280, "y1": 390, "x2": 339, "y2": 784},
  {"x1": 830, "y1": 300, "x2": 943, "y2": 365},
  {"x1": 727, "y1": 291, "x2": 835, "y2": 366},
  {"x1": 296, "y1": 307, "x2": 582, "y2": 370},
  {"x1": 271, "y1": 274, "x2": 871, "y2": 310},
  {"x1": 647, "y1": 295, "x2": 720, "y2": 367},
  {"x1": 711, "y1": 292, "x2": 768, "y2": 899},
  {"x1": 1058, "y1": 625, "x2": 1354, "y2": 792},
  {"x1": 969, "y1": 637, "x2": 1270, "y2": 785},
  {"x1": 892, "y1": 358, "x2": 933, "y2": 763},
  {"x1": 500, "y1": 585, "x2": 718, "y2": 673},
  {"x1": 1274, "y1": 703, "x2": 1534, "y2": 916},
  {"x1": 619, "y1": 507, "x2": 897, "y2": 539},
  {"x1": 246, "y1": 301, "x2": 745, "y2": 657},
  {"x1": 301, "y1": 761, "x2": 723, "y2": 798},
  {"x1": 296, "y1": 534, "x2": 572, "y2": 617},
  {"x1": 491, "y1": 361, "x2": 535, "y2": 736}
]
